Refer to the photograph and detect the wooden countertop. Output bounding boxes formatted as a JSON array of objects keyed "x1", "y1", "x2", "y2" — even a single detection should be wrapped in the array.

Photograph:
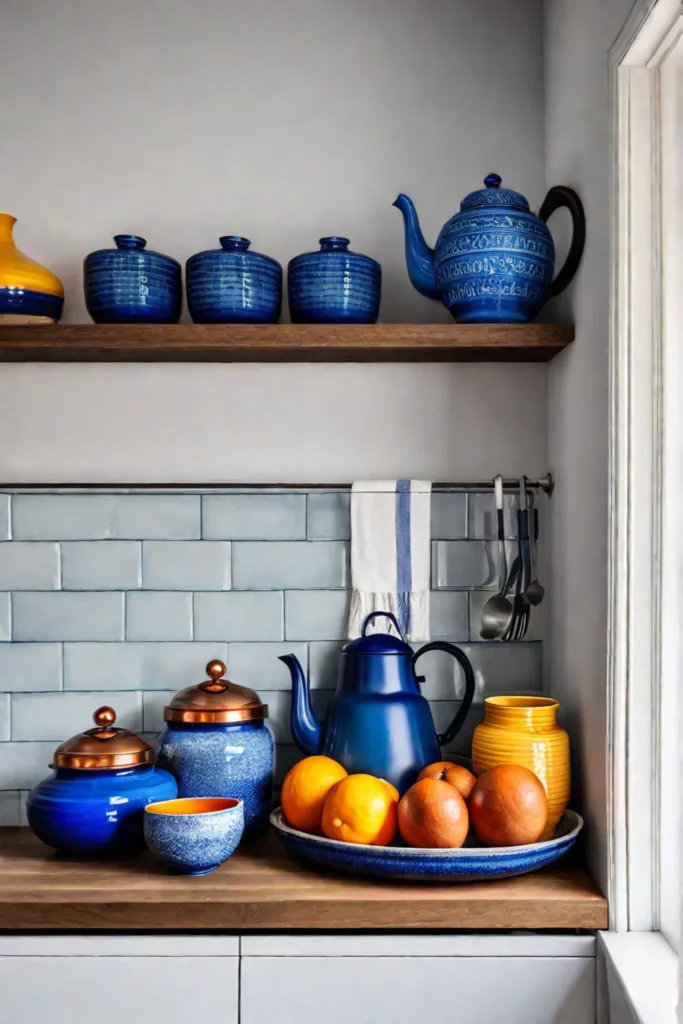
[{"x1": 0, "y1": 828, "x2": 607, "y2": 931}]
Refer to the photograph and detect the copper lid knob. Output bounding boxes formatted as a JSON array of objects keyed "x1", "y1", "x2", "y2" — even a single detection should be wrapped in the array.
[{"x1": 164, "y1": 659, "x2": 268, "y2": 724}]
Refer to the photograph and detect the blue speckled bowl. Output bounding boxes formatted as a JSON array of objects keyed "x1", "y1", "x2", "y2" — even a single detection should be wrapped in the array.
[
  {"x1": 270, "y1": 808, "x2": 583, "y2": 882},
  {"x1": 145, "y1": 797, "x2": 244, "y2": 876}
]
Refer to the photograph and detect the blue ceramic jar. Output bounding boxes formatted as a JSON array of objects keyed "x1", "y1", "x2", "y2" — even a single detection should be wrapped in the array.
[
  {"x1": 84, "y1": 234, "x2": 182, "y2": 323},
  {"x1": 288, "y1": 237, "x2": 381, "y2": 323},
  {"x1": 26, "y1": 706, "x2": 177, "y2": 855},
  {"x1": 155, "y1": 660, "x2": 273, "y2": 837},
  {"x1": 186, "y1": 235, "x2": 282, "y2": 323}
]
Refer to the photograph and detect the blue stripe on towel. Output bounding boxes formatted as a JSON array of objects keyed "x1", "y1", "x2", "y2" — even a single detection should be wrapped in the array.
[{"x1": 396, "y1": 480, "x2": 412, "y2": 637}]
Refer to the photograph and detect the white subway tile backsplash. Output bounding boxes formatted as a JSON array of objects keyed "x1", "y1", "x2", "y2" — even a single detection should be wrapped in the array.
[
  {"x1": 0, "y1": 792, "x2": 21, "y2": 827},
  {"x1": 411, "y1": 640, "x2": 543, "y2": 702},
  {"x1": 142, "y1": 690, "x2": 174, "y2": 732},
  {"x1": 0, "y1": 693, "x2": 9, "y2": 740},
  {"x1": 12, "y1": 495, "x2": 116, "y2": 540},
  {"x1": 308, "y1": 641, "x2": 344, "y2": 689},
  {"x1": 285, "y1": 590, "x2": 349, "y2": 641},
  {"x1": 0, "y1": 542, "x2": 60, "y2": 590},
  {"x1": 263, "y1": 690, "x2": 333, "y2": 744},
  {"x1": 232, "y1": 541, "x2": 348, "y2": 591},
  {"x1": 19, "y1": 791, "x2": 29, "y2": 826},
  {"x1": 226, "y1": 642, "x2": 308, "y2": 691},
  {"x1": 11, "y1": 690, "x2": 142, "y2": 742},
  {"x1": 0, "y1": 643, "x2": 62, "y2": 692},
  {"x1": 429, "y1": 591, "x2": 469, "y2": 640},
  {"x1": 430, "y1": 492, "x2": 468, "y2": 540},
  {"x1": 126, "y1": 592, "x2": 193, "y2": 641},
  {"x1": 112, "y1": 495, "x2": 201, "y2": 539},
  {"x1": 203, "y1": 494, "x2": 306, "y2": 540},
  {"x1": 63, "y1": 641, "x2": 227, "y2": 691},
  {"x1": 432, "y1": 540, "x2": 502, "y2": 589},
  {"x1": 0, "y1": 742, "x2": 60, "y2": 789},
  {"x1": 61, "y1": 542, "x2": 142, "y2": 590},
  {"x1": 194, "y1": 591, "x2": 284, "y2": 641},
  {"x1": 142, "y1": 541, "x2": 231, "y2": 590},
  {"x1": 12, "y1": 592, "x2": 125, "y2": 642},
  {"x1": 307, "y1": 493, "x2": 350, "y2": 540},
  {"x1": 0, "y1": 593, "x2": 9, "y2": 641},
  {"x1": 0, "y1": 494, "x2": 11, "y2": 541}
]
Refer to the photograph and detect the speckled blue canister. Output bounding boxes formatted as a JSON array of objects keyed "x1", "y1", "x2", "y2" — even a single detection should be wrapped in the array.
[
  {"x1": 144, "y1": 797, "x2": 244, "y2": 875},
  {"x1": 84, "y1": 234, "x2": 182, "y2": 323},
  {"x1": 186, "y1": 235, "x2": 282, "y2": 323},
  {"x1": 288, "y1": 236, "x2": 381, "y2": 323},
  {"x1": 155, "y1": 660, "x2": 273, "y2": 837}
]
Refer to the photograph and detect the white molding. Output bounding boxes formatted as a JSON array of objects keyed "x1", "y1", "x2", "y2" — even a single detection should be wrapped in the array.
[{"x1": 599, "y1": 932, "x2": 678, "y2": 1024}]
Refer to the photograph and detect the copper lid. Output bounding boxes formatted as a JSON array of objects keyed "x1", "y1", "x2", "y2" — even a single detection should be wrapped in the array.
[
  {"x1": 54, "y1": 706, "x2": 154, "y2": 770},
  {"x1": 164, "y1": 660, "x2": 268, "y2": 724}
]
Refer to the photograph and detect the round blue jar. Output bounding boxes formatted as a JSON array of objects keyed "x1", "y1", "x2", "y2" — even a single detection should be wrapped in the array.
[
  {"x1": 155, "y1": 660, "x2": 273, "y2": 837},
  {"x1": 84, "y1": 234, "x2": 182, "y2": 323},
  {"x1": 288, "y1": 236, "x2": 381, "y2": 323},
  {"x1": 186, "y1": 235, "x2": 282, "y2": 323},
  {"x1": 26, "y1": 706, "x2": 177, "y2": 856}
]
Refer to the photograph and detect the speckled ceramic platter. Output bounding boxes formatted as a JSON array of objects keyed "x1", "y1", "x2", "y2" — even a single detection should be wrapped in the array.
[{"x1": 270, "y1": 807, "x2": 583, "y2": 882}]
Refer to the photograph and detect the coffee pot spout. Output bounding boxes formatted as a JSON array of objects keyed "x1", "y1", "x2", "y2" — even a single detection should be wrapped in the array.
[
  {"x1": 279, "y1": 654, "x2": 323, "y2": 756},
  {"x1": 392, "y1": 193, "x2": 439, "y2": 300}
]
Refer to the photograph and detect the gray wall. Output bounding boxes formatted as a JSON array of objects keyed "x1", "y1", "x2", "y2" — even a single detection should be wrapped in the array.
[
  {"x1": 0, "y1": 0, "x2": 546, "y2": 483},
  {"x1": 543, "y1": 0, "x2": 635, "y2": 894}
]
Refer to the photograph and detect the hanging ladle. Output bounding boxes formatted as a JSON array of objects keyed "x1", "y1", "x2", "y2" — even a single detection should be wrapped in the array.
[{"x1": 479, "y1": 475, "x2": 514, "y2": 641}]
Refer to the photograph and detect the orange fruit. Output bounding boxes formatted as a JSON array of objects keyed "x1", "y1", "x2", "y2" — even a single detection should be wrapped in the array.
[
  {"x1": 281, "y1": 755, "x2": 348, "y2": 833},
  {"x1": 468, "y1": 764, "x2": 548, "y2": 846},
  {"x1": 379, "y1": 778, "x2": 400, "y2": 803},
  {"x1": 417, "y1": 760, "x2": 477, "y2": 799},
  {"x1": 322, "y1": 774, "x2": 398, "y2": 845},
  {"x1": 398, "y1": 778, "x2": 469, "y2": 848}
]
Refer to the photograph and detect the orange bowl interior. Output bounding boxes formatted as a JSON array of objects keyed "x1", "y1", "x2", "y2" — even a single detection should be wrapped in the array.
[{"x1": 146, "y1": 797, "x2": 239, "y2": 816}]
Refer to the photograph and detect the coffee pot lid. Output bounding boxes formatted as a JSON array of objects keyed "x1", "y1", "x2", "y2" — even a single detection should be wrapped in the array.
[
  {"x1": 54, "y1": 706, "x2": 154, "y2": 770},
  {"x1": 164, "y1": 660, "x2": 268, "y2": 724},
  {"x1": 460, "y1": 173, "x2": 530, "y2": 213},
  {"x1": 343, "y1": 612, "x2": 413, "y2": 655}
]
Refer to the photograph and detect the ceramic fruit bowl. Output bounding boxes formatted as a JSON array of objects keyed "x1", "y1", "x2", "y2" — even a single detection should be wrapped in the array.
[
  {"x1": 270, "y1": 807, "x2": 583, "y2": 882},
  {"x1": 144, "y1": 797, "x2": 244, "y2": 875}
]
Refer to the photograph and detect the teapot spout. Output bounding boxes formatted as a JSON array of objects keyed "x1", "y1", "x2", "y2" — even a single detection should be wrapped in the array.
[
  {"x1": 279, "y1": 654, "x2": 323, "y2": 756},
  {"x1": 393, "y1": 194, "x2": 439, "y2": 300}
]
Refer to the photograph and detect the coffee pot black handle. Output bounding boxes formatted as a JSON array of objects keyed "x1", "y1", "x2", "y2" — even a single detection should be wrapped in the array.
[
  {"x1": 411, "y1": 641, "x2": 476, "y2": 747},
  {"x1": 538, "y1": 186, "x2": 586, "y2": 298}
]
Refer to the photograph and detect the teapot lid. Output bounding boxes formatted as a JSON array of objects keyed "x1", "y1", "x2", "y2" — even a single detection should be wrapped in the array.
[
  {"x1": 54, "y1": 706, "x2": 153, "y2": 770},
  {"x1": 164, "y1": 660, "x2": 268, "y2": 724},
  {"x1": 344, "y1": 612, "x2": 413, "y2": 655},
  {"x1": 460, "y1": 173, "x2": 530, "y2": 213}
]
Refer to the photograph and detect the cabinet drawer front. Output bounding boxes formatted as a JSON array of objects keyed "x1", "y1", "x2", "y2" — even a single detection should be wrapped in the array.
[
  {"x1": 241, "y1": 956, "x2": 595, "y2": 1024},
  {"x1": 0, "y1": 957, "x2": 238, "y2": 1024}
]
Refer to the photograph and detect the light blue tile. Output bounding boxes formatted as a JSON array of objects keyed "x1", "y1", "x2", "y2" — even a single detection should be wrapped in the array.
[
  {"x1": 430, "y1": 492, "x2": 467, "y2": 539},
  {"x1": 126, "y1": 592, "x2": 193, "y2": 641},
  {"x1": 308, "y1": 641, "x2": 344, "y2": 689},
  {"x1": 194, "y1": 592, "x2": 284, "y2": 641},
  {"x1": 226, "y1": 642, "x2": 307, "y2": 691},
  {"x1": 263, "y1": 690, "x2": 333, "y2": 744},
  {"x1": 12, "y1": 592, "x2": 124, "y2": 641},
  {"x1": 274, "y1": 745, "x2": 304, "y2": 786},
  {"x1": 64, "y1": 641, "x2": 228, "y2": 691},
  {"x1": 112, "y1": 495, "x2": 201, "y2": 539},
  {"x1": 0, "y1": 593, "x2": 9, "y2": 641},
  {"x1": 0, "y1": 643, "x2": 62, "y2": 691},
  {"x1": 307, "y1": 492, "x2": 350, "y2": 540},
  {"x1": 432, "y1": 540, "x2": 502, "y2": 589},
  {"x1": 408, "y1": 640, "x2": 543, "y2": 702},
  {"x1": 19, "y1": 791, "x2": 29, "y2": 826},
  {"x1": 285, "y1": 590, "x2": 349, "y2": 641},
  {"x1": 12, "y1": 494, "x2": 116, "y2": 540},
  {"x1": 0, "y1": 495, "x2": 10, "y2": 540},
  {"x1": 0, "y1": 792, "x2": 21, "y2": 826},
  {"x1": 0, "y1": 693, "x2": 9, "y2": 741},
  {"x1": 142, "y1": 541, "x2": 231, "y2": 590},
  {"x1": 142, "y1": 690, "x2": 175, "y2": 732},
  {"x1": 11, "y1": 690, "x2": 142, "y2": 741},
  {"x1": 202, "y1": 494, "x2": 306, "y2": 540},
  {"x1": 0, "y1": 542, "x2": 60, "y2": 590},
  {"x1": 0, "y1": 741, "x2": 62, "y2": 789},
  {"x1": 61, "y1": 541, "x2": 141, "y2": 590},
  {"x1": 429, "y1": 591, "x2": 469, "y2": 640},
  {"x1": 431, "y1": 702, "x2": 484, "y2": 758},
  {"x1": 232, "y1": 542, "x2": 348, "y2": 590},
  {"x1": 468, "y1": 491, "x2": 535, "y2": 540}
]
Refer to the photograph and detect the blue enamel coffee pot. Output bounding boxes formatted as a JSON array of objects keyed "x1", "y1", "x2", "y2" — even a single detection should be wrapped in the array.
[{"x1": 281, "y1": 611, "x2": 475, "y2": 794}]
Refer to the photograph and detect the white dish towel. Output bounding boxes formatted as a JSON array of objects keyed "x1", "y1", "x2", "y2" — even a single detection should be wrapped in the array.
[{"x1": 348, "y1": 480, "x2": 432, "y2": 642}]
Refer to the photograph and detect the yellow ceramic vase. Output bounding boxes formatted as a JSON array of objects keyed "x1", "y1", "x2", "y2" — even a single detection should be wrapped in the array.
[
  {"x1": 472, "y1": 696, "x2": 570, "y2": 841},
  {"x1": 0, "y1": 213, "x2": 64, "y2": 322}
]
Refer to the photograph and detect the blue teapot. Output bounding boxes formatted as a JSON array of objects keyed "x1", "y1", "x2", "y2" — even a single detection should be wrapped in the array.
[
  {"x1": 280, "y1": 612, "x2": 475, "y2": 794},
  {"x1": 394, "y1": 174, "x2": 585, "y2": 323}
]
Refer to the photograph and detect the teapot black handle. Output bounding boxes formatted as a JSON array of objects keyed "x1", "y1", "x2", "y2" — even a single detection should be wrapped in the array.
[
  {"x1": 538, "y1": 186, "x2": 586, "y2": 298},
  {"x1": 411, "y1": 641, "x2": 476, "y2": 747},
  {"x1": 362, "y1": 611, "x2": 405, "y2": 639}
]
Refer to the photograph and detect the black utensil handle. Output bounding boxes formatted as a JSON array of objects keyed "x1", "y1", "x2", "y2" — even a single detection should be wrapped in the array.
[
  {"x1": 538, "y1": 185, "x2": 586, "y2": 298},
  {"x1": 362, "y1": 611, "x2": 404, "y2": 638},
  {"x1": 411, "y1": 641, "x2": 476, "y2": 747}
]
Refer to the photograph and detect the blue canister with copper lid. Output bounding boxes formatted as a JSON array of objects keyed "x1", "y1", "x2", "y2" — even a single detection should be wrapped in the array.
[{"x1": 84, "y1": 234, "x2": 182, "y2": 323}]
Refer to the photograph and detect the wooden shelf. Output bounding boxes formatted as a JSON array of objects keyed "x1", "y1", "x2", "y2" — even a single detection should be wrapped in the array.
[
  {"x1": 0, "y1": 828, "x2": 606, "y2": 931},
  {"x1": 0, "y1": 323, "x2": 573, "y2": 362}
]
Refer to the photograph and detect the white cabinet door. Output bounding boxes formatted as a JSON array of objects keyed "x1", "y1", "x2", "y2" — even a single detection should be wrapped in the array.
[
  {"x1": 0, "y1": 955, "x2": 238, "y2": 1024},
  {"x1": 240, "y1": 956, "x2": 595, "y2": 1024}
]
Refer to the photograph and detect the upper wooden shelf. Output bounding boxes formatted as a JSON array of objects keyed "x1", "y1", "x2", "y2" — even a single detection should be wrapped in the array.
[{"x1": 0, "y1": 323, "x2": 573, "y2": 363}]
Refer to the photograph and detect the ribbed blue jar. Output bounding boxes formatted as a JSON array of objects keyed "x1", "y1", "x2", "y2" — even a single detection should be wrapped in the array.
[
  {"x1": 288, "y1": 237, "x2": 381, "y2": 324},
  {"x1": 84, "y1": 234, "x2": 182, "y2": 324},
  {"x1": 186, "y1": 235, "x2": 282, "y2": 323}
]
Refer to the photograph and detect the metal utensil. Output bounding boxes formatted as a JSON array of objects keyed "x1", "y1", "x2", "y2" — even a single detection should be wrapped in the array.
[
  {"x1": 504, "y1": 477, "x2": 530, "y2": 640},
  {"x1": 479, "y1": 475, "x2": 514, "y2": 641},
  {"x1": 524, "y1": 506, "x2": 545, "y2": 606}
]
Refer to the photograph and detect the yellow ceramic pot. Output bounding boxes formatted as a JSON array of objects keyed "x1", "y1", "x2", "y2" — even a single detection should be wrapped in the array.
[
  {"x1": 0, "y1": 213, "x2": 63, "y2": 322},
  {"x1": 472, "y1": 696, "x2": 570, "y2": 841}
]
